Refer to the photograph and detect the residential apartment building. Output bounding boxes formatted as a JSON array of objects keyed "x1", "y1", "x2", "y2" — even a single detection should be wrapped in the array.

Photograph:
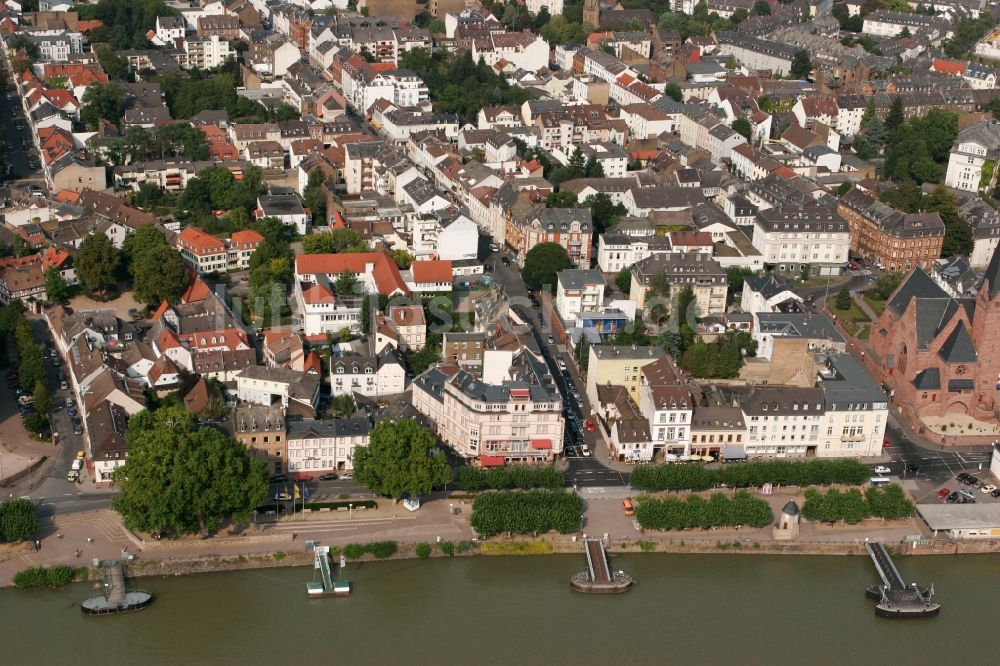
[
  {"x1": 235, "y1": 366, "x2": 321, "y2": 418},
  {"x1": 175, "y1": 227, "x2": 264, "y2": 274},
  {"x1": 286, "y1": 417, "x2": 371, "y2": 475},
  {"x1": 817, "y1": 354, "x2": 888, "y2": 458},
  {"x1": 837, "y1": 189, "x2": 944, "y2": 272},
  {"x1": 556, "y1": 269, "x2": 606, "y2": 327},
  {"x1": 294, "y1": 253, "x2": 408, "y2": 336},
  {"x1": 510, "y1": 208, "x2": 593, "y2": 268},
  {"x1": 752, "y1": 206, "x2": 851, "y2": 276},
  {"x1": 638, "y1": 356, "x2": 695, "y2": 458},
  {"x1": 585, "y1": 345, "x2": 665, "y2": 407},
  {"x1": 629, "y1": 253, "x2": 728, "y2": 317},
  {"x1": 411, "y1": 352, "x2": 565, "y2": 465},
  {"x1": 741, "y1": 386, "x2": 826, "y2": 458},
  {"x1": 232, "y1": 403, "x2": 286, "y2": 476},
  {"x1": 944, "y1": 120, "x2": 1000, "y2": 194}
]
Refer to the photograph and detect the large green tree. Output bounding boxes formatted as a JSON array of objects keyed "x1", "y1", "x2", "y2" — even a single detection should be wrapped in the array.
[
  {"x1": 132, "y1": 244, "x2": 190, "y2": 305},
  {"x1": 353, "y1": 419, "x2": 452, "y2": 500},
  {"x1": 44, "y1": 266, "x2": 68, "y2": 302},
  {"x1": 0, "y1": 498, "x2": 38, "y2": 542},
  {"x1": 522, "y1": 242, "x2": 574, "y2": 288},
  {"x1": 81, "y1": 82, "x2": 125, "y2": 130},
  {"x1": 112, "y1": 406, "x2": 268, "y2": 535},
  {"x1": 790, "y1": 50, "x2": 812, "y2": 79},
  {"x1": 75, "y1": 233, "x2": 119, "y2": 296}
]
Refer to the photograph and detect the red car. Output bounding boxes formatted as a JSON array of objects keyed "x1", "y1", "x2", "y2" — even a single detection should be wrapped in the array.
[
  {"x1": 584, "y1": 419, "x2": 595, "y2": 432},
  {"x1": 937, "y1": 488, "x2": 951, "y2": 500}
]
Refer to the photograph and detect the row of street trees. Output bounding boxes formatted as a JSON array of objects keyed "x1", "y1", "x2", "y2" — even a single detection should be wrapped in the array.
[
  {"x1": 802, "y1": 484, "x2": 915, "y2": 524},
  {"x1": 630, "y1": 458, "x2": 872, "y2": 492},
  {"x1": 635, "y1": 491, "x2": 772, "y2": 531},
  {"x1": 458, "y1": 466, "x2": 564, "y2": 491},
  {"x1": 471, "y1": 490, "x2": 584, "y2": 537}
]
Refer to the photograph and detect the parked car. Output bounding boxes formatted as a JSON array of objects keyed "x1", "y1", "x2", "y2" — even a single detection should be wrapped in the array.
[
  {"x1": 580, "y1": 445, "x2": 591, "y2": 457},
  {"x1": 318, "y1": 473, "x2": 338, "y2": 481},
  {"x1": 340, "y1": 473, "x2": 353, "y2": 480},
  {"x1": 67, "y1": 470, "x2": 79, "y2": 483},
  {"x1": 946, "y1": 491, "x2": 959, "y2": 503},
  {"x1": 75, "y1": 450, "x2": 85, "y2": 460},
  {"x1": 992, "y1": 489, "x2": 1000, "y2": 498},
  {"x1": 874, "y1": 465, "x2": 891, "y2": 475},
  {"x1": 19, "y1": 405, "x2": 35, "y2": 415},
  {"x1": 557, "y1": 359, "x2": 567, "y2": 371},
  {"x1": 67, "y1": 407, "x2": 77, "y2": 417},
  {"x1": 584, "y1": 419, "x2": 596, "y2": 432},
  {"x1": 964, "y1": 476, "x2": 980, "y2": 486},
  {"x1": 547, "y1": 335, "x2": 554, "y2": 344},
  {"x1": 72, "y1": 425, "x2": 82, "y2": 436},
  {"x1": 981, "y1": 485, "x2": 997, "y2": 494},
  {"x1": 904, "y1": 464, "x2": 919, "y2": 473},
  {"x1": 959, "y1": 489, "x2": 976, "y2": 501},
  {"x1": 936, "y1": 488, "x2": 951, "y2": 499},
  {"x1": 957, "y1": 472, "x2": 970, "y2": 481}
]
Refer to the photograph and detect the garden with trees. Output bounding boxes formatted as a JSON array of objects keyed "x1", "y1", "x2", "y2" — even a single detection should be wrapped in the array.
[
  {"x1": 630, "y1": 458, "x2": 871, "y2": 492},
  {"x1": 801, "y1": 484, "x2": 915, "y2": 524},
  {"x1": 113, "y1": 406, "x2": 269, "y2": 535},
  {"x1": 634, "y1": 491, "x2": 773, "y2": 531},
  {"x1": 398, "y1": 49, "x2": 534, "y2": 123},
  {"x1": 471, "y1": 490, "x2": 584, "y2": 537},
  {"x1": 353, "y1": 419, "x2": 452, "y2": 501}
]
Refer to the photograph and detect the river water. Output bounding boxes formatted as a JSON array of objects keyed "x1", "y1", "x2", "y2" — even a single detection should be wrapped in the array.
[{"x1": 5, "y1": 553, "x2": 999, "y2": 665}]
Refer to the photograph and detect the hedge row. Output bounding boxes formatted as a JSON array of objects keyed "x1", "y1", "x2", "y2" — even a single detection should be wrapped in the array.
[
  {"x1": 471, "y1": 490, "x2": 583, "y2": 537},
  {"x1": 342, "y1": 541, "x2": 398, "y2": 559},
  {"x1": 635, "y1": 492, "x2": 773, "y2": 531},
  {"x1": 630, "y1": 459, "x2": 871, "y2": 492},
  {"x1": 0, "y1": 498, "x2": 38, "y2": 542},
  {"x1": 13, "y1": 565, "x2": 75, "y2": 589},
  {"x1": 457, "y1": 466, "x2": 564, "y2": 491},
  {"x1": 802, "y1": 484, "x2": 915, "y2": 524}
]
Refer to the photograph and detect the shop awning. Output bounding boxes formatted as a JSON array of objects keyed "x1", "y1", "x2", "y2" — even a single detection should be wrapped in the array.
[
  {"x1": 531, "y1": 439, "x2": 552, "y2": 450},
  {"x1": 480, "y1": 455, "x2": 505, "y2": 467},
  {"x1": 722, "y1": 446, "x2": 746, "y2": 460}
]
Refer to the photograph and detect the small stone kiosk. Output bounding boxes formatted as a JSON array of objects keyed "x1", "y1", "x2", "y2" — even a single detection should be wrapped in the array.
[{"x1": 772, "y1": 500, "x2": 800, "y2": 541}]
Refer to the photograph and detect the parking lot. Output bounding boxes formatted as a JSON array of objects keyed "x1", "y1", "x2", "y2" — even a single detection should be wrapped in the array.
[{"x1": 922, "y1": 472, "x2": 1000, "y2": 506}]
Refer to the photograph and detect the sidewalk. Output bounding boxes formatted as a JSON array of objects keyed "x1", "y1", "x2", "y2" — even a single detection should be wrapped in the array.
[{"x1": 0, "y1": 498, "x2": 475, "y2": 586}]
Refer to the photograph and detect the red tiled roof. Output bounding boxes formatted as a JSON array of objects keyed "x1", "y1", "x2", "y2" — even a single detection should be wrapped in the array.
[
  {"x1": 180, "y1": 274, "x2": 212, "y2": 303},
  {"x1": 208, "y1": 142, "x2": 240, "y2": 161},
  {"x1": 295, "y1": 252, "x2": 408, "y2": 295},
  {"x1": 178, "y1": 226, "x2": 226, "y2": 254},
  {"x1": 668, "y1": 231, "x2": 713, "y2": 247},
  {"x1": 230, "y1": 229, "x2": 264, "y2": 245},
  {"x1": 931, "y1": 58, "x2": 966, "y2": 76},
  {"x1": 303, "y1": 351, "x2": 321, "y2": 374},
  {"x1": 151, "y1": 300, "x2": 171, "y2": 322},
  {"x1": 54, "y1": 190, "x2": 80, "y2": 203},
  {"x1": 410, "y1": 260, "x2": 452, "y2": 285},
  {"x1": 178, "y1": 327, "x2": 249, "y2": 351},
  {"x1": 301, "y1": 282, "x2": 335, "y2": 304},
  {"x1": 42, "y1": 246, "x2": 71, "y2": 270}
]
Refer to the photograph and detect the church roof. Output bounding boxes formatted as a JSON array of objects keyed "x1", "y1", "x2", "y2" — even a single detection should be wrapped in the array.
[
  {"x1": 984, "y1": 238, "x2": 1000, "y2": 297},
  {"x1": 937, "y1": 321, "x2": 977, "y2": 364},
  {"x1": 886, "y1": 268, "x2": 949, "y2": 317}
]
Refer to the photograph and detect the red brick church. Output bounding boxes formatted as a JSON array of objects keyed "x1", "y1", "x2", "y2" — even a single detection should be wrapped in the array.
[{"x1": 870, "y1": 248, "x2": 1000, "y2": 423}]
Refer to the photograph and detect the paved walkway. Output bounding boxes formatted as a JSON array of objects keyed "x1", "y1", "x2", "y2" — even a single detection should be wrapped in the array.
[{"x1": 0, "y1": 498, "x2": 475, "y2": 586}]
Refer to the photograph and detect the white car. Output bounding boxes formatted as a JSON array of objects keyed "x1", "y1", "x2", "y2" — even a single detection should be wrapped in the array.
[
  {"x1": 874, "y1": 465, "x2": 891, "y2": 475},
  {"x1": 980, "y1": 484, "x2": 997, "y2": 494},
  {"x1": 580, "y1": 445, "x2": 591, "y2": 457}
]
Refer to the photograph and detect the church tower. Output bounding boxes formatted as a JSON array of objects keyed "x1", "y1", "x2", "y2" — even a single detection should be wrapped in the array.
[
  {"x1": 583, "y1": 0, "x2": 600, "y2": 28},
  {"x1": 972, "y1": 247, "x2": 1000, "y2": 408}
]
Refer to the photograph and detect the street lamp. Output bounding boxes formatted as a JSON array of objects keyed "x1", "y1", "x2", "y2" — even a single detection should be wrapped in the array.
[{"x1": 348, "y1": 503, "x2": 353, "y2": 520}]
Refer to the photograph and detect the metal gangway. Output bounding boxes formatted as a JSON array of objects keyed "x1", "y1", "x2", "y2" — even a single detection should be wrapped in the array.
[
  {"x1": 316, "y1": 546, "x2": 333, "y2": 590},
  {"x1": 866, "y1": 542, "x2": 906, "y2": 590},
  {"x1": 103, "y1": 560, "x2": 127, "y2": 603},
  {"x1": 584, "y1": 538, "x2": 611, "y2": 584}
]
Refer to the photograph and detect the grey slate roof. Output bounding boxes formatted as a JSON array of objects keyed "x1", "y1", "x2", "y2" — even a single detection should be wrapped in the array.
[
  {"x1": 286, "y1": 416, "x2": 371, "y2": 440},
  {"x1": 744, "y1": 273, "x2": 795, "y2": 300},
  {"x1": 755, "y1": 313, "x2": 844, "y2": 343},
  {"x1": 937, "y1": 322, "x2": 977, "y2": 364},
  {"x1": 912, "y1": 367, "x2": 941, "y2": 390},
  {"x1": 558, "y1": 269, "x2": 605, "y2": 291}
]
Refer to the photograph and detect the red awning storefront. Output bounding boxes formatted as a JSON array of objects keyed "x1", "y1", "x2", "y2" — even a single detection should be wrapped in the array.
[
  {"x1": 531, "y1": 439, "x2": 552, "y2": 450},
  {"x1": 479, "y1": 455, "x2": 505, "y2": 467}
]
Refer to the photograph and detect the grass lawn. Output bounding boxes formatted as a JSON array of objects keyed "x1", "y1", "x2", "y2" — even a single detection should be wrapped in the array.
[
  {"x1": 828, "y1": 301, "x2": 870, "y2": 324},
  {"x1": 862, "y1": 292, "x2": 886, "y2": 316}
]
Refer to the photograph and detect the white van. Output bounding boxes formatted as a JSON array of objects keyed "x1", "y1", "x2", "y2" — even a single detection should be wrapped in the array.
[
  {"x1": 869, "y1": 477, "x2": 891, "y2": 487},
  {"x1": 71, "y1": 458, "x2": 83, "y2": 471}
]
